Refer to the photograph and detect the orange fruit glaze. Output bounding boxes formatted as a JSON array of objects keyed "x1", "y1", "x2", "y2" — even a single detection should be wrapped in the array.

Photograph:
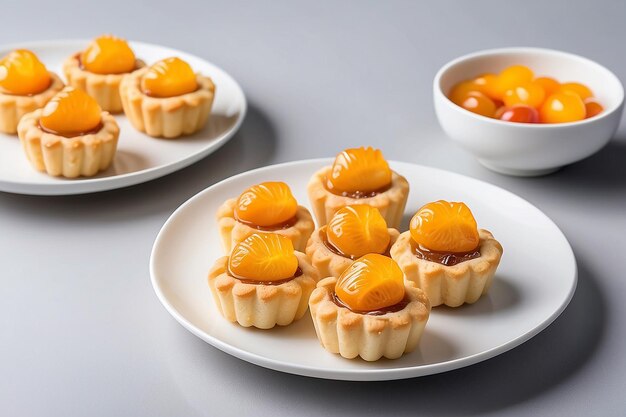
[
  {"x1": 228, "y1": 233, "x2": 299, "y2": 282},
  {"x1": 81, "y1": 35, "x2": 136, "y2": 75},
  {"x1": 327, "y1": 147, "x2": 392, "y2": 194},
  {"x1": 335, "y1": 253, "x2": 405, "y2": 311},
  {"x1": 141, "y1": 57, "x2": 197, "y2": 98},
  {"x1": 410, "y1": 200, "x2": 479, "y2": 253},
  {"x1": 0, "y1": 49, "x2": 51, "y2": 95},
  {"x1": 235, "y1": 181, "x2": 298, "y2": 227},
  {"x1": 327, "y1": 205, "x2": 390, "y2": 258},
  {"x1": 540, "y1": 92, "x2": 586, "y2": 123},
  {"x1": 40, "y1": 88, "x2": 102, "y2": 136}
]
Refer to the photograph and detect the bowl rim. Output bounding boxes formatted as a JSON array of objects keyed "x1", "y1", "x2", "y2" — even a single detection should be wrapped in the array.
[{"x1": 433, "y1": 46, "x2": 625, "y2": 128}]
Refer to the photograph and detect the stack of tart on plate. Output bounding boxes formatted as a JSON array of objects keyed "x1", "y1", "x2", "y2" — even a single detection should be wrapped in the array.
[
  {"x1": 0, "y1": 35, "x2": 216, "y2": 178},
  {"x1": 208, "y1": 146, "x2": 504, "y2": 361}
]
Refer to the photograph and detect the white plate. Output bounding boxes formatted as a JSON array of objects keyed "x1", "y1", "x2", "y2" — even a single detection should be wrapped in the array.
[
  {"x1": 150, "y1": 160, "x2": 577, "y2": 381},
  {"x1": 0, "y1": 40, "x2": 246, "y2": 195}
]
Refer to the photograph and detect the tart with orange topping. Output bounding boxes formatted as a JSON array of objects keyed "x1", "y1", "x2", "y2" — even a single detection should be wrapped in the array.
[
  {"x1": 217, "y1": 181, "x2": 315, "y2": 253},
  {"x1": 0, "y1": 49, "x2": 64, "y2": 134},
  {"x1": 208, "y1": 233, "x2": 318, "y2": 329},
  {"x1": 305, "y1": 205, "x2": 400, "y2": 278},
  {"x1": 307, "y1": 147, "x2": 409, "y2": 228},
  {"x1": 119, "y1": 56, "x2": 215, "y2": 138},
  {"x1": 63, "y1": 35, "x2": 145, "y2": 113},
  {"x1": 390, "y1": 200, "x2": 503, "y2": 307},
  {"x1": 309, "y1": 254, "x2": 430, "y2": 361},
  {"x1": 17, "y1": 87, "x2": 119, "y2": 177}
]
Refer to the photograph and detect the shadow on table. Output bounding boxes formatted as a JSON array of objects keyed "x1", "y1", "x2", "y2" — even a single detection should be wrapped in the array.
[
  {"x1": 174, "y1": 256, "x2": 605, "y2": 416},
  {"x1": 0, "y1": 103, "x2": 277, "y2": 221},
  {"x1": 516, "y1": 137, "x2": 626, "y2": 199}
]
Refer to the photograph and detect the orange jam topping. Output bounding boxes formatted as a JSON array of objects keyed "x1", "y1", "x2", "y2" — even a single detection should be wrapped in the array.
[
  {"x1": 81, "y1": 35, "x2": 136, "y2": 75},
  {"x1": 326, "y1": 147, "x2": 392, "y2": 194},
  {"x1": 410, "y1": 200, "x2": 479, "y2": 253},
  {"x1": 234, "y1": 181, "x2": 298, "y2": 228},
  {"x1": 40, "y1": 88, "x2": 102, "y2": 136},
  {"x1": 0, "y1": 49, "x2": 51, "y2": 95},
  {"x1": 327, "y1": 205, "x2": 390, "y2": 258},
  {"x1": 228, "y1": 233, "x2": 299, "y2": 282},
  {"x1": 140, "y1": 57, "x2": 197, "y2": 98},
  {"x1": 335, "y1": 253, "x2": 405, "y2": 312}
]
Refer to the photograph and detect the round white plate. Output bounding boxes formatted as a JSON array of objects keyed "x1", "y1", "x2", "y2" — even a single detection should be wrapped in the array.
[
  {"x1": 0, "y1": 40, "x2": 246, "y2": 195},
  {"x1": 150, "y1": 160, "x2": 577, "y2": 381}
]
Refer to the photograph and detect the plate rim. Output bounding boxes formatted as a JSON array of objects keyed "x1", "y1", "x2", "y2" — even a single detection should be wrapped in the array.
[
  {"x1": 149, "y1": 158, "x2": 578, "y2": 381},
  {"x1": 0, "y1": 39, "x2": 247, "y2": 196}
]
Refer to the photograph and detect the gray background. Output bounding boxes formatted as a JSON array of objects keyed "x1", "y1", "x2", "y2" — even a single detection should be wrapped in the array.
[{"x1": 1, "y1": 1, "x2": 625, "y2": 416}]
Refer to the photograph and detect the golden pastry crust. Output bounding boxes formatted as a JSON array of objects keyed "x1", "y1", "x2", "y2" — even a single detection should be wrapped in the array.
[
  {"x1": 216, "y1": 198, "x2": 315, "y2": 253},
  {"x1": 390, "y1": 229, "x2": 503, "y2": 307},
  {"x1": 119, "y1": 66, "x2": 215, "y2": 138},
  {"x1": 17, "y1": 108, "x2": 119, "y2": 178},
  {"x1": 0, "y1": 73, "x2": 64, "y2": 134},
  {"x1": 307, "y1": 166, "x2": 409, "y2": 229},
  {"x1": 305, "y1": 226, "x2": 400, "y2": 278},
  {"x1": 63, "y1": 54, "x2": 145, "y2": 113},
  {"x1": 309, "y1": 277, "x2": 430, "y2": 361},
  {"x1": 208, "y1": 252, "x2": 318, "y2": 329}
]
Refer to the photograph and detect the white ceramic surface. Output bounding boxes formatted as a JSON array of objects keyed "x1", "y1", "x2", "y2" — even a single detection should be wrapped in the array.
[
  {"x1": 150, "y1": 159, "x2": 577, "y2": 381},
  {"x1": 434, "y1": 47, "x2": 624, "y2": 176},
  {"x1": 0, "y1": 40, "x2": 246, "y2": 195}
]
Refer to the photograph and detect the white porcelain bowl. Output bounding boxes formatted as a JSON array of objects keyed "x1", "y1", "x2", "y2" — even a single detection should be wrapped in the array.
[{"x1": 434, "y1": 47, "x2": 624, "y2": 176}]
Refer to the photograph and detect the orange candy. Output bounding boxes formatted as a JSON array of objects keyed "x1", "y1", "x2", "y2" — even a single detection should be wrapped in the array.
[
  {"x1": 81, "y1": 35, "x2": 136, "y2": 75},
  {"x1": 141, "y1": 57, "x2": 197, "y2": 98},
  {"x1": 534, "y1": 77, "x2": 560, "y2": 96},
  {"x1": 449, "y1": 65, "x2": 602, "y2": 123},
  {"x1": 540, "y1": 92, "x2": 586, "y2": 123},
  {"x1": 235, "y1": 181, "x2": 298, "y2": 227},
  {"x1": 448, "y1": 81, "x2": 483, "y2": 105},
  {"x1": 410, "y1": 200, "x2": 479, "y2": 253},
  {"x1": 458, "y1": 92, "x2": 496, "y2": 118},
  {"x1": 228, "y1": 233, "x2": 298, "y2": 282},
  {"x1": 584, "y1": 98, "x2": 604, "y2": 119},
  {"x1": 327, "y1": 147, "x2": 392, "y2": 194},
  {"x1": 335, "y1": 253, "x2": 405, "y2": 311},
  {"x1": 503, "y1": 82, "x2": 545, "y2": 108},
  {"x1": 327, "y1": 205, "x2": 390, "y2": 258},
  {"x1": 0, "y1": 49, "x2": 51, "y2": 95},
  {"x1": 473, "y1": 73, "x2": 500, "y2": 100},
  {"x1": 560, "y1": 82, "x2": 593, "y2": 100},
  {"x1": 495, "y1": 65, "x2": 534, "y2": 98},
  {"x1": 40, "y1": 88, "x2": 102, "y2": 136},
  {"x1": 498, "y1": 105, "x2": 540, "y2": 123}
]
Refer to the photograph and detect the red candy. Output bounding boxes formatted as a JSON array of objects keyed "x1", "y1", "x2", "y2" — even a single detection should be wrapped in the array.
[{"x1": 497, "y1": 105, "x2": 540, "y2": 123}]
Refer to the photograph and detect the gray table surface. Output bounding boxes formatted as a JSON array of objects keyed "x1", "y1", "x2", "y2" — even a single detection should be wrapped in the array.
[{"x1": 2, "y1": 1, "x2": 625, "y2": 416}]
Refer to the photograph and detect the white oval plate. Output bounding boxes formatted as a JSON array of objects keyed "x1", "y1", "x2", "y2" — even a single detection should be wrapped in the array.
[
  {"x1": 0, "y1": 40, "x2": 246, "y2": 195},
  {"x1": 150, "y1": 160, "x2": 577, "y2": 381}
]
